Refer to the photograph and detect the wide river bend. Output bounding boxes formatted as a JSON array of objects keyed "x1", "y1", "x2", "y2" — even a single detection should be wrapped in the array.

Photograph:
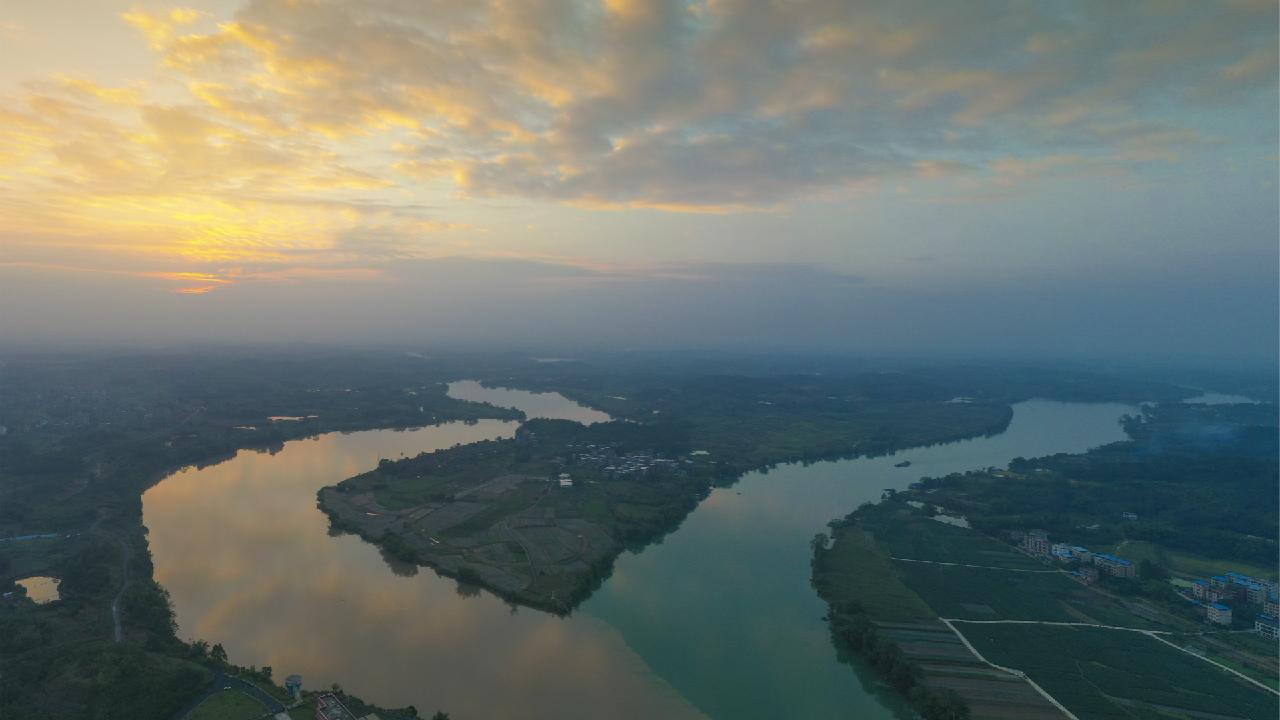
[{"x1": 143, "y1": 384, "x2": 1133, "y2": 719}]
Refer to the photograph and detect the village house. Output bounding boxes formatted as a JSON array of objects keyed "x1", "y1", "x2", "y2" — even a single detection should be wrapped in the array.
[
  {"x1": 1223, "y1": 572, "x2": 1273, "y2": 605},
  {"x1": 1256, "y1": 614, "x2": 1279, "y2": 640},
  {"x1": 1023, "y1": 529, "x2": 1051, "y2": 558},
  {"x1": 1191, "y1": 579, "x2": 1209, "y2": 600},
  {"x1": 1092, "y1": 552, "x2": 1136, "y2": 579},
  {"x1": 1207, "y1": 603, "x2": 1233, "y2": 626}
]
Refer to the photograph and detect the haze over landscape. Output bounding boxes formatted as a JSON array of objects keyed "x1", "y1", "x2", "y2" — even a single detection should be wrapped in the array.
[
  {"x1": 1, "y1": 0, "x2": 1276, "y2": 361},
  {"x1": 1, "y1": 3, "x2": 1278, "y2": 720}
]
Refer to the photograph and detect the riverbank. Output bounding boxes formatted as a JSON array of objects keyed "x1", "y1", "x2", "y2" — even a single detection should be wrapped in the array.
[{"x1": 812, "y1": 496, "x2": 1279, "y2": 719}]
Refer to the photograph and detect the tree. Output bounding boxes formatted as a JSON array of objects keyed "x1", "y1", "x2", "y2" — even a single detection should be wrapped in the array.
[
  {"x1": 1139, "y1": 558, "x2": 1168, "y2": 581},
  {"x1": 210, "y1": 643, "x2": 227, "y2": 665},
  {"x1": 810, "y1": 532, "x2": 829, "y2": 558},
  {"x1": 921, "y1": 689, "x2": 970, "y2": 720},
  {"x1": 431, "y1": 713, "x2": 450, "y2": 720}
]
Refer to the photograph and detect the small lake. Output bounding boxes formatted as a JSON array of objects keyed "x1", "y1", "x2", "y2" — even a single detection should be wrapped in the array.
[
  {"x1": 16, "y1": 575, "x2": 60, "y2": 604},
  {"x1": 144, "y1": 385, "x2": 1133, "y2": 719},
  {"x1": 448, "y1": 380, "x2": 611, "y2": 425}
]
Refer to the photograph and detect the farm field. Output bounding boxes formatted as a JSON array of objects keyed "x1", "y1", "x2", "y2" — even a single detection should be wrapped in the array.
[
  {"x1": 962, "y1": 624, "x2": 1279, "y2": 720},
  {"x1": 877, "y1": 621, "x2": 1067, "y2": 720},
  {"x1": 893, "y1": 562, "x2": 1175, "y2": 629},
  {"x1": 1167, "y1": 632, "x2": 1280, "y2": 691},
  {"x1": 814, "y1": 502, "x2": 1074, "y2": 719},
  {"x1": 813, "y1": 498, "x2": 1259, "y2": 719}
]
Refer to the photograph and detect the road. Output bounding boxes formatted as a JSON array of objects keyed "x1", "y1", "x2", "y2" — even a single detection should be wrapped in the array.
[
  {"x1": 943, "y1": 618, "x2": 1280, "y2": 698},
  {"x1": 938, "y1": 617, "x2": 1081, "y2": 720}
]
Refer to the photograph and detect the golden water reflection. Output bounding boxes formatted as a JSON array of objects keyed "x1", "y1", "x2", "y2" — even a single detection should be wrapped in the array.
[{"x1": 143, "y1": 421, "x2": 704, "y2": 719}]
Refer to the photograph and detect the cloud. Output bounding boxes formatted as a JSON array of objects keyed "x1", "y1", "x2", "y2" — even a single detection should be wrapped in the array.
[
  {"x1": 0, "y1": 0, "x2": 1274, "y2": 292},
  {"x1": 113, "y1": 0, "x2": 1275, "y2": 210}
]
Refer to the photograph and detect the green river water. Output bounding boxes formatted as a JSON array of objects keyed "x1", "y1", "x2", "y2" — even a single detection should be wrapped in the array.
[{"x1": 143, "y1": 382, "x2": 1132, "y2": 719}]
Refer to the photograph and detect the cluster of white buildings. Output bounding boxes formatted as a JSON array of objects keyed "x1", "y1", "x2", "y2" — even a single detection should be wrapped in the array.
[
  {"x1": 1011, "y1": 532, "x2": 1278, "y2": 635},
  {"x1": 1014, "y1": 529, "x2": 1135, "y2": 580},
  {"x1": 567, "y1": 442, "x2": 686, "y2": 479},
  {"x1": 1188, "y1": 571, "x2": 1279, "y2": 629}
]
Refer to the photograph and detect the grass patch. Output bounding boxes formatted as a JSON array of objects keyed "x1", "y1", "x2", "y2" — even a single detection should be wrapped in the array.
[
  {"x1": 186, "y1": 690, "x2": 269, "y2": 720},
  {"x1": 896, "y1": 562, "x2": 1078, "y2": 621},
  {"x1": 1107, "y1": 540, "x2": 1279, "y2": 582},
  {"x1": 961, "y1": 624, "x2": 1279, "y2": 720},
  {"x1": 860, "y1": 503, "x2": 1042, "y2": 569},
  {"x1": 812, "y1": 523, "x2": 935, "y2": 623},
  {"x1": 894, "y1": 561, "x2": 1166, "y2": 628}
]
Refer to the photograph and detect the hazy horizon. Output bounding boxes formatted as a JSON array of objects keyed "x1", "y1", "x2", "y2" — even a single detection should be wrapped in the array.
[{"x1": 1, "y1": 1, "x2": 1276, "y2": 364}]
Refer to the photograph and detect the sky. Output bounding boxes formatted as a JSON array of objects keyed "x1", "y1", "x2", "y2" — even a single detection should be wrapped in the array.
[{"x1": 0, "y1": 0, "x2": 1276, "y2": 363}]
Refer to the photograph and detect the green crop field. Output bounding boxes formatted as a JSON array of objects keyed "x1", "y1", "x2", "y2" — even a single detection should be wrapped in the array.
[
  {"x1": 961, "y1": 624, "x2": 1279, "y2": 720},
  {"x1": 859, "y1": 503, "x2": 1043, "y2": 569},
  {"x1": 893, "y1": 561, "x2": 1164, "y2": 628}
]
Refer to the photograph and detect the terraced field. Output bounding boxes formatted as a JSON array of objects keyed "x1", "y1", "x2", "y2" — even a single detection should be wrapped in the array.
[{"x1": 878, "y1": 620, "x2": 1066, "y2": 720}]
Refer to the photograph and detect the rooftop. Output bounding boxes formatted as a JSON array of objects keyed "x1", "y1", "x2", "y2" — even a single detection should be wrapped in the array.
[{"x1": 1094, "y1": 553, "x2": 1132, "y2": 565}]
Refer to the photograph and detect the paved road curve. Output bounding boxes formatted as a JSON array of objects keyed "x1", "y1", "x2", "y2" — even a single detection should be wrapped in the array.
[
  {"x1": 169, "y1": 671, "x2": 287, "y2": 720},
  {"x1": 943, "y1": 618, "x2": 1280, "y2": 699}
]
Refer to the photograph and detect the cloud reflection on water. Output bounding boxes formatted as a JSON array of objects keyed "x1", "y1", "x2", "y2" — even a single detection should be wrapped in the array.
[{"x1": 144, "y1": 420, "x2": 704, "y2": 720}]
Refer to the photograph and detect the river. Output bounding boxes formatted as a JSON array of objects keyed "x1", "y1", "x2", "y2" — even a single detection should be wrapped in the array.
[{"x1": 142, "y1": 384, "x2": 1133, "y2": 719}]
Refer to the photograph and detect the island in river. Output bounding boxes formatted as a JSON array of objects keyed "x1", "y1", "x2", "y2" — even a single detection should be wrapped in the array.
[
  {"x1": 318, "y1": 375, "x2": 1017, "y2": 612},
  {"x1": 319, "y1": 419, "x2": 715, "y2": 612}
]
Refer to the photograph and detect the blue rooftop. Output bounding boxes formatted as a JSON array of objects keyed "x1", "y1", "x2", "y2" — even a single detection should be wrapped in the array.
[
  {"x1": 1209, "y1": 603, "x2": 1230, "y2": 611},
  {"x1": 1094, "y1": 553, "x2": 1132, "y2": 565}
]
